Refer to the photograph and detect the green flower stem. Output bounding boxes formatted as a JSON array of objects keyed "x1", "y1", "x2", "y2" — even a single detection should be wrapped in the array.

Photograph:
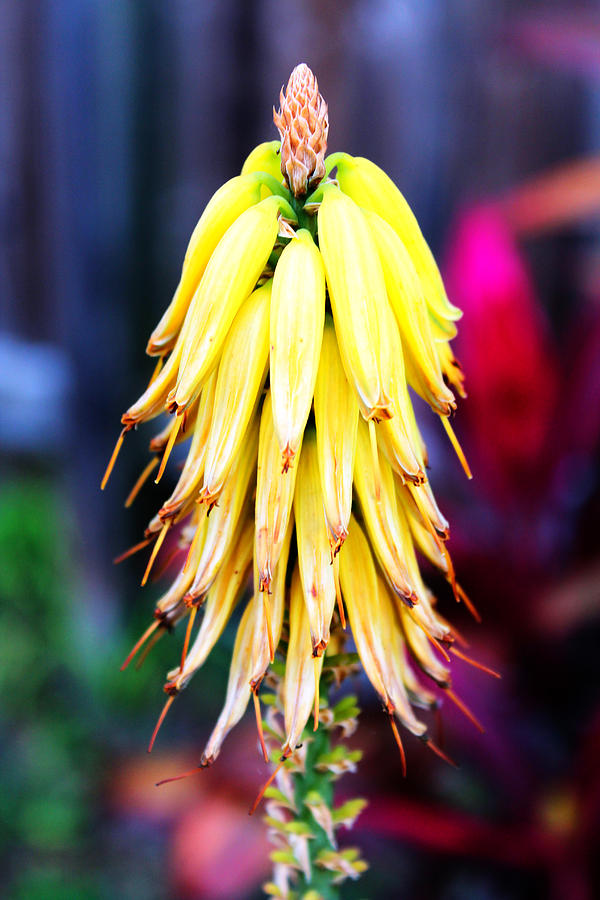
[{"x1": 291, "y1": 721, "x2": 340, "y2": 900}]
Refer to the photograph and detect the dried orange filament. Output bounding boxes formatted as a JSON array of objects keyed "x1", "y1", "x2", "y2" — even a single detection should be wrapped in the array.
[
  {"x1": 148, "y1": 694, "x2": 176, "y2": 753},
  {"x1": 249, "y1": 758, "x2": 288, "y2": 816},
  {"x1": 180, "y1": 605, "x2": 197, "y2": 672},
  {"x1": 155, "y1": 414, "x2": 184, "y2": 484},
  {"x1": 125, "y1": 457, "x2": 158, "y2": 508},
  {"x1": 156, "y1": 765, "x2": 202, "y2": 787},
  {"x1": 141, "y1": 520, "x2": 171, "y2": 587},
  {"x1": 113, "y1": 536, "x2": 153, "y2": 565},
  {"x1": 121, "y1": 619, "x2": 159, "y2": 671},
  {"x1": 445, "y1": 688, "x2": 485, "y2": 733},
  {"x1": 313, "y1": 656, "x2": 320, "y2": 732},
  {"x1": 135, "y1": 627, "x2": 164, "y2": 669},
  {"x1": 101, "y1": 428, "x2": 127, "y2": 490},
  {"x1": 450, "y1": 646, "x2": 501, "y2": 679},
  {"x1": 425, "y1": 738, "x2": 458, "y2": 768},
  {"x1": 263, "y1": 592, "x2": 274, "y2": 664},
  {"x1": 456, "y1": 582, "x2": 481, "y2": 623},
  {"x1": 439, "y1": 415, "x2": 472, "y2": 480},
  {"x1": 252, "y1": 690, "x2": 269, "y2": 764},
  {"x1": 333, "y1": 555, "x2": 346, "y2": 629},
  {"x1": 388, "y1": 712, "x2": 407, "y2": 777}
]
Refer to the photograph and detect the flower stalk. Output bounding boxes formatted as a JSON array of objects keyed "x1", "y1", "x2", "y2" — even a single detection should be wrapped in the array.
[
  {"x1": 261, "y1": 655, "x2": 367, "y2": 900},
  {"x1": 102, "y1": 61, "x2": 484, "y2": 900}
]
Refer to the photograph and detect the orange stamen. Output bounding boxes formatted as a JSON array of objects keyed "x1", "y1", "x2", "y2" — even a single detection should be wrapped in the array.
[
  {"x1": 135, "y1": 627, "x2": 164, "y2": 670},
  {"x1": 101, "y1": 428, "x2": 127, "y2": 490},
  {"x1": 263, "y1": 592, "x2": 274, "y2": 664},
  {"x1": 148, "y1": 694, "x2": 176, "y2": 753},
  {"x1": 252, "y1": 690, "x2": 269, "y2": 763},
  {"x1": 155, "y1": 415, "x2": 183, "y2": 484},
  {"x1": 180, "y1": 605, "x2": 197, "y2": 672},
  {"x1": 445, "y1": 688, "x2": 485, "y2": 733},
  {"x1": 456, "y1": 582, "x2": 481, "y2": 623},
  {"x1": 388, "y1": 712, "x2": 407, "y2": 777},
  {"x1": 450, "y1": 647, "x2": 501, "y2": 679},
  {"x1": 333, "y1": 555, "x2": 346, "y2": 629},
  {"x1": 141, "y1": 520, "x2": 171, "y2": 587},
  {"x1": 113, "y1": 536, "x2": 153, "y2": 565},
  {"x1": 147, "y1": 355, "x2": 164, "y2": 388},
  {"x1": 313, "y1": 657, "x2": 320, "y2": 732},
  {"x1": 156, "y1": 765, "x2": 202, "y2": 787},
  {"x1": 249, "y1": 758, "x2": 288, "y2": 816},
  {"x1": 439, "y1": 415, "x2": 472, "y2": 480},
  {"x1": 121, "y1": 620, "x2": 159, "y2": 671},
  {"x1": 426, "y1": 738, "x2": 458, "y2": 768},
  {"x1": 125, "y1": 457, "x2": 159, "y2": 508}
]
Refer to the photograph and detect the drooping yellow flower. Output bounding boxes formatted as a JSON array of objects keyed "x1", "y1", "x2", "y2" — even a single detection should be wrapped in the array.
[{"x1": 104, "y1": 62, "x2": 483, "y2": 781}]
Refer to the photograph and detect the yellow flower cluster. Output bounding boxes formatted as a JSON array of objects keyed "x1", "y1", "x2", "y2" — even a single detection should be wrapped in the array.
[{"x1": 103, "y1": 67, "x2": 483, "y2": 774}]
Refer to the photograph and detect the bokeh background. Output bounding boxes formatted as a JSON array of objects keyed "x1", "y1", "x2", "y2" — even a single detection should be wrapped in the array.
[{"x1": 2, "y1": 1, "x2": 600, "y2": 898}]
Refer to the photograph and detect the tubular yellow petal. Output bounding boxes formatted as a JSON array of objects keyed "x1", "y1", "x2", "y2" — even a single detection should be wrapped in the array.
[
  {"x1": 158, "y1": 369, "x2": 218, "y2": 521},
  {"x1": 403, "y1": 498, "x2": 449, "y2": 574},
  {"x1": 255, "y1": 392, "x2": 300, "y2": 592},
  {"x1": 374, "y1": 573, "x2": 428, "y2": 736},
  {"x1": 185, "y1": 419, "x2": 258, "y2": 603},
  {"x1": 365, "y1": 209, "x2": 456, "y2": 416},
  {"x1": 147, "y1": 173, "x2": 273, "y2": 356},
  {"x1": 317, "y1": 185, "x2": 393, "y2": 421},
  {"x1": 282, "y1": 567, "x2": 324, "y2": 757},
  {"x1": 338, "y1": 519, "x2": 390, "y2": 700},
  {"x1": 122, "y1": 339, "x2": 183, "y2": 428},
  {"x1": 201, "y1": 280, "x2": 272, "y2": 502},
  {"x1": 391, "y1": 494, "x2": 451, "y2": 641},
  {"x1": 314, "y1": 318, "x2": 359, "y2": 552},
  {"x1": 270, "y1": 230, "x2": 325, "y2": 469},
  {"x1": 401, "y1": 478, "x2": 450, "y2": 541},
  {"x1": 353, "y1": 419, "x2": 416, "y2": 603},
  {"x1": 172, "y1": 195, "x2": 293, "y2": 412},
  {"x1": 293, "y1": 432, "x2": 337, "y2": 656},
  {"x1": 153, "y1": 507, "x2": 209, "y2": 623},
  {"x1": 201, "y1": 599, "x2": 256, "y2": 766},
  {"x1": 375, "y1": 299, "x2": 426, "y2": 480},
  {"x1": 168, "y1": 519, "x2": 254, "y2": 692},
  {"x1": 437, "y1": 340, "x2": 467, "y2": 399},
  {"x1": 400, "y1": 603, "x2": 451, "y2": 686},
  {"x1": 333, "y1": 154, "x2": 462, "y2": 326},
  {"x1": 241, "y1": 141, "x2": 283, "y2": 182},
  {"x1": 250, "y1": 516, "x2": 294, "y2": 688}
]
